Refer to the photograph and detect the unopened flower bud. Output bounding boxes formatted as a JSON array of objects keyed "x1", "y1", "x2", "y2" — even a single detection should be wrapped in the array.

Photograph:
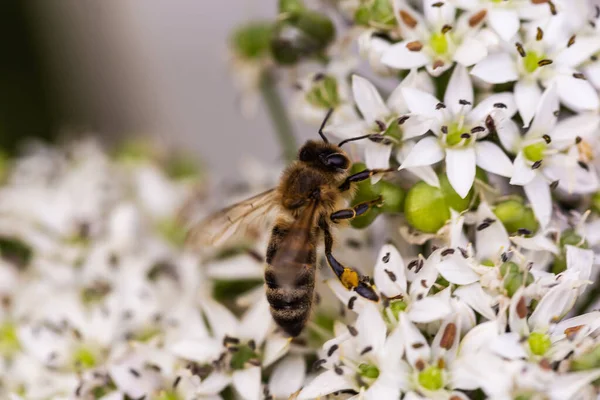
[
  {"x1": 503, "y1": 270, "x2": 534, "y2": 297},
  {"x1": 571, "y1": 344, "x2": 600, "y2": 371},
  {"x1": 278, "y1": 0, "x2": 305, "y2": 14},
  {"x1": 493, "y1": 198, "x2": 539, "y2": 235},
  {"x1": 405, "y1": 181, "x2": 450, "y2": 233},
  {"x1": 231, "y1": 22, "x2": 274, "y2": 60}
]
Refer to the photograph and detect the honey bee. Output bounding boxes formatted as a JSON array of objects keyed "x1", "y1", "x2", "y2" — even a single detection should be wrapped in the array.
[{"x1": 186, "y1": 110, "x2": 393, "y2": 336}]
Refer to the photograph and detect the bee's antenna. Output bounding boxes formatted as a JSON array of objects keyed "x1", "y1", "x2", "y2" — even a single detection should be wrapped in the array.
[
  {"x1": 338, "y1": 134, "x2": 373, "y2": 147},
  {"x1": 318, "y1": 109, "x2": 333, "y2": 143}
]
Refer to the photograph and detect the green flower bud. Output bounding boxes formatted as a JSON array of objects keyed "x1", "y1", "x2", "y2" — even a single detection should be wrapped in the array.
[
  {"x1": 369, "y1": 0, "x2": 397, "y2": 27},
  {"x1": 493, "y1": 199, "x2": 539, "y2": 235},
  {"x1": 571, "y1": 344, "x2": 600, "y2": 371},
  {"x1": 354, "y1": 0, "x2": 397, "y2": 28},
  {"x1": 405, "y1": 181, "x2": 450, "y2": 233},
  {"x1": 279, "y1": 0, "x2": 305, "y2": 13},
  {"x1": 359, "y1": 363, "x2": 381, "y2": 379},
  {"x1": 376, "y1": 181, "x2": 405, "y2": 213},
  {"x1": 231, "y1": 22, "x2": 274, "y2": 60},
  {"x1": 418, "y1": 366, "x2": 444, "y2": 391},
  {"x1": 271, "y1": 11, "x2": 335, "y2": 65},
  {"x1": 527, "y1": 332, "x2": 551, "y2": 356},
  {"x1": 354, "y1": 5, "x2": 371, "y2": 26},
  {"x1": 114, "y1": 139, "x2": 156, "y2": 164},
  {"x1": 553, "y1": 228, "x2": 588, "y2": 274},
  {"x1": 165, "y1": 155, "x2": 202, "y2": 181},
  {"x1": 591, "y1": 192, "x2": 600, "y2": 214},
  {"x1": 305, "y1": 75, "x2": 340, "y2": 109},
  {"x1": 440, "y1": 173, "x2": 473, "y2": 212},
  {"x1": 503, "y1": 271, "x2": 534, "y2": 297},
  {"x1": 500, "y1": 261, "x2": 519, "y2": 277}
]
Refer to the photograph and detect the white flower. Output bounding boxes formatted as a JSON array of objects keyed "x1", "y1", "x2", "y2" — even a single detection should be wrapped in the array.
[
  {"x1": 472, "y1": 17, "x2": 600, "y2": 125},
  {"x1": 382, "y1": 0, "x2": 489, "y2": 76},
  {"x1": 298, "y1": 303, "x2": 404, "y2": 400},
  {"x1": 449, "y1": 0, "x2": 543, "y2": 42},
  {"x1": 505, "y1": 85, "x2": 600, "y2": 227},
  {"x1": 323, "y1": 71, "x2": 436, "y2": 183},
  {"x1": 399, "y1": 65, "x2": 515, "y2": 198}
]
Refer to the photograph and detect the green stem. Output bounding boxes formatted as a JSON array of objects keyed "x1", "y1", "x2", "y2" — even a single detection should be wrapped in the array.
[{"x1": 261, "y1": 72, "x2": 297, "y2": 162}]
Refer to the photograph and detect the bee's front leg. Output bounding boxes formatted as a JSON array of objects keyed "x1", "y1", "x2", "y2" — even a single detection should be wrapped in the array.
[
  {"x1": 338, "y1": 168, "x2": 395, "y2": 192},
  {"x1": 330, "y1": 197, "x2": 383, "y2": 222},
  {"x1": 319, "y1": 220, "x2": 379, "y2": 302}
]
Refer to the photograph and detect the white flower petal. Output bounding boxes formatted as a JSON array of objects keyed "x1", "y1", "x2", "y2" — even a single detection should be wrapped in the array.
[
  {"x1": 232, "y1": 366, "x2": 262, "y2": 400},
  {"x1": 401, "y1": 87, "x2": 442, "y2": 117},
  {"x1": 583, "y1": 61, "x2": 600, "y2": 89},
  {"x1": 408, "y1": 295, "x2": 453, "y2": 323},
  {"x1": 496, "y1": 116, "x2": 520, "y2": 153},
  {"x1": 549, "y1": 370, "x2": 600, "y2": 400},
  {"x1": 445, "y1": 147, "x2": 476, "y2": 198},
  {"x1": 238, "y1": 295, "x2": 272, "y2": 346},
  {"x1": 399, "y1": 136, "x2": 444, "y2": 169},
  {"x1": 268, "y1": 355, "x2": 306, "y2": 399},
  {"x1": 523, "y1": 175, "x2": 552, "y2": 228},
  {"x1": 373, "y1": 244, "x2": 407, "y2": 297},
  {"x1": 509, "y1": 152, "x2": 536, "y2": 186},
  {"x1": 453, "y1": 37, "x2": 488, "y2": 67},
  {"x1": 352, "y1": 75, "x2": 389, "y2": 125},
  {"x1": 550, "y1": 113, "x2": 600, "y2": 149},
  {"x1": 475, "y1": 141, "x2": 513, "y2": 178},
  {"x1": 436, "y1": 254, "x2": 479, "y2": 285},
  {"x1": 201, "y1": 298, "x2": 239, "y2": 340},
  {"x1": 566, "y1": 245, "x2": 594, "y2": 283},
  {"x1": 323, "y1": 121, "x2": 369, "y2": 140},
  {"x1": 529, "y1": 283, "x2": 578, "y2": 332},
  {"x1": 365, "y1": 142, "x2": 392, "y2": 183},
  {"x1": 410, "y1": 166, "x2": 441, "y2": 187},
  {"x1": 356, "y1": 302, "x2": 387, "y2": 353},
  {"x1": 445, "y1": 64, "x2": 474, "y2": 115},
  {"x1": 459, "y1": 321, "x2": 499, "y2": 355},
  {"x1": 490, "y1": 332, "x2": 527, "y2": 359},
  {"x1": 508, "y1": 287, "x2": 529, "y2": 336},
  {"x1": 555, "y1": 36, "x2": 600, "y2": 68},
  {"x1": 382, "y1": 42, "x2": 430, "y2": 70},
  {"x1": 487, "y1": 9, "x2": 519, "y2": 42},
  {"x1": 555, "y1": 74, "x2": 600, "y2": 112},
  {"x1": 402, "y1": 114, "x2": 435, "y2": 139},
  {"x1": 468, "y1": 92, "x2": 517, "y2": 123},
  {"x1": 399, "y1": 312, "x2": 431, "y2": 367},
  {"x1": 454, "y1": 283, "x2": 497, "y2": 321},
  {"x1": 553, "y1": 311, "x2": 600, "y2": 341},
  {"x1": 170, "y1": 338, "x2": 222, "y2": 364},
  {"x1": 514, "y1": 80, "x2": 542, "y2": 128},
  {"x1": 471, "y1": 53, "x2": 518, "y2": 84},
  {"x1": 262, "y1": 335, "x2": 291, "y2": 367},
  {"x1": 196, "y1": 372, "x2": 232, "y2": 395},
  {"x1": 528, "y1": 84, "x2": 559, "y2": 135},
  {"x1": 475, "y1": 202, "x2": 510, "y2": 263},
  {"x1": 297, "y1": 370, "x2": 352, "y2": 400}
]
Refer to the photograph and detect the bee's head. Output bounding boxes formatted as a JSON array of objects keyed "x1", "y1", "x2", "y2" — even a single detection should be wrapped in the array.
[{"x1": 298, "y1": 140, "x2": 350, "y2": 172}]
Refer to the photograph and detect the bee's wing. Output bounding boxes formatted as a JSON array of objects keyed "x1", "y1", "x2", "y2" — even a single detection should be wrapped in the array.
[
  {"x1": 185, "y1": 188, "x2": 279, "y2": 250},
  {"x1": 269, "y1": 199, "x2": 320, "y2": 283}
]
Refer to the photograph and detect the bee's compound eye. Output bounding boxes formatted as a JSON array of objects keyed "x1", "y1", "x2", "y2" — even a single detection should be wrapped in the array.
[
  {"x1": 299, "y1": 147, "x2": 313, "y2": 162},
  {"x1": 324, "y1": 153, "x2": 349, "y2": 170}
]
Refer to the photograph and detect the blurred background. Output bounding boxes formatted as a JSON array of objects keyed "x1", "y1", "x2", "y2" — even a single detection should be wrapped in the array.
[{"x1": 2, "y1": 0, "x2": 315, "y2": 176}]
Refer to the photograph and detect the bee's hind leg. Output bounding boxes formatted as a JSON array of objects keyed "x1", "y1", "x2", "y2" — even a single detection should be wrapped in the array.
[
  {"x1": 319, "y1": 220, "x2": 379, "y2": 302},
  {"x1": 330, "y1": 196, "x2": 383, "y2": 222}
]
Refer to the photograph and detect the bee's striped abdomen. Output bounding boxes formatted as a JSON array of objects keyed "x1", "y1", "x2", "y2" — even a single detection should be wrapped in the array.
[{"x1": 265, "y1": 221, "x2": 316, "y2": 337}]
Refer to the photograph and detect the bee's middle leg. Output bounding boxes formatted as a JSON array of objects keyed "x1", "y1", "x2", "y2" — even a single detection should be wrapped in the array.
[
  {"x1": 330, "y1": 196, "x2": 383, "y2": 222},
  {"x1": 319, "y1": 220, "x2": 379, "y2": 302}
]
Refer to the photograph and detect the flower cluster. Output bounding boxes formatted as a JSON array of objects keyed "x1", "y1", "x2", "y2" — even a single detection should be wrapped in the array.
[{"x1": 224, "y1": 0, "x2": 600, "y2": 399}]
